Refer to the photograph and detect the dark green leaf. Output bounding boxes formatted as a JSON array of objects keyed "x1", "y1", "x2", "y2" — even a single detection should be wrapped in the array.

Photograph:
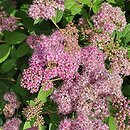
[
  {"x1": 4, "y1": 31, "x2": 27, "y2": 45},
  {"x1": 2, "y1": 59, "x2": 16, "y2": 73},
  {"x1": 16, "y1": 43, "x2": 30, "y2": 58},
  {"x1": 0, "y1": 44, "x2": 10, "y2": 64}
]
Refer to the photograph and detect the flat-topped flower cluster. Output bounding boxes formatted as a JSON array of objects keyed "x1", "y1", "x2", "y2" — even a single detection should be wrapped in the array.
[{"x1": 20, "y1": 2, "x2": 130, "y2": 130}]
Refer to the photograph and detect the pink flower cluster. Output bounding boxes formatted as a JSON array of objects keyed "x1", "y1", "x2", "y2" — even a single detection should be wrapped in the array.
[
  {"x1": 21, "y1": 25, "x2": 80, "y2": 93},
  {"x1": 112, "y1": 95, "x2": 130, "y2": 130},
  {"x1": 110, "y1": 49, "x2": 130, "y2": 76},
  {"x1": 88, "y1": 3, "x2": 126, "y2": 46},
  {"x1": 3, "y1": 117, "x2": 22, "y2": 130},
  {"x1": 28, "y1": 0, "x2": 64, "y2": 20},
  {"x1": 0, "y1": 7, "x2": 17, "y2": 32},
  {"x1": 92, "y1": 2, "x2": 126, "y2": 33},
  {"x1": 4, "y1": 92, "x2": 20, "y2": 110},
  {"x1": 51, "y1": 45, "x2": 128, "y2": 130},
  {"x1": 3, "y1": 92, "x2": 20, "y2": 118}
]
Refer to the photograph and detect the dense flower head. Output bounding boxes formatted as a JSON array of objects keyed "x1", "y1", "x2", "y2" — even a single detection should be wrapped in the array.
[
  {"x1": 28, "y1": 0, "x2": 65, "y2": 20},
  {"x1": 92, "y1": 119, "x2": 109, "y2": 130},
  {"x1": 22, "y1": 98, "x2": 44, "y2": 126},
  {"x1": 3, "y1": 92, "x2": 21, "y2": 118},
  {"x1": 59, "y1": 119, "x2": 73, "y2": 130},
  {"x1": 110, "y1": 49, "x2": 130, "y2": 76},
  {"x1": 4, "y1": 92, "x2": 17, "y2": 103},
  {"x1": 22, "y1": 24, "x2": 81, "y2": 92},
  {"x1": 3, "y1": 104, "x2": 15, "y2": 118},
  {"x1": 3, "y1": 117, "x2": 22, "y2": 130},
  {"x1": 3, "y1": 92, "x2": 20, "y2": 109},
  {"x1": 91, "y1": 96, "x2": 109, "y2": 120},
  {"x1": 21, "y1": 65, "x2": 43, "y2": 93},
  {"x1": 92, "y1": 2, "x2": 126, "y2": 33},
  {"x1": 81, "y1": 46, "x2": 105, "y2": 73},
  {"x1": 112, "y1": 95, "x2": 130, "y2": 130},
  {"x1": 87, "y1": 2, "x2": 126, "y2": 48},
  {"x1": 0, "y1": 6, "x2": 17, "y2": 32},
  {"x1": 1, "y1": 16, "x2": 17, "y2": 31},
  {"x1": 89, "y1": 31, "x2": 111, "y2": 46}
]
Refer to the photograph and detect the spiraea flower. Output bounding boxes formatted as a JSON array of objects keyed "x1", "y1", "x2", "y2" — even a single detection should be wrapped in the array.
[
  {"x1": 81, "y1": 45, "x2": 105, "y2": 73},
  {"x1": 88, "y1": 2, "x2": 126, "y2": 48},
  {"x1": 28, "y1": 0, "x2": 65, "y2": 20},
  {"x1": 21, "y1": 24, "x2": 81, "y2": 92},
  {"x1": 3, "y1": 117, "x2": 22, "y2": 130},
  {"x1": 92, "y1": 2, "x2": 126, "y2": 33},
  {"x1": 21, "y1": 65, "x2": 43, "y2": 93},
  {"x1": 110, "y1": 49, "x2": 130, "y2": 76},
  {"x1": 1, "y1": 16, "x2": 17, "y2": 32},
  {"x1": 3, "y1": 92, "x2": 20, "y2": 118},
  {"x1": 112, "y1": 95, "x2": 130, "y2": 130},
  {"x1": 0, "y1": 6, "x2": 17, "y2": 32},
  {"x1": 22, "y1": 98, "x2": 44, "y2": 127}
]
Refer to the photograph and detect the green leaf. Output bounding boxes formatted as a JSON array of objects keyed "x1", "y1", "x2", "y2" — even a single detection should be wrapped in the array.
[
  {"x1": 4, "y1": 31, "x2": 27, "y2": 45},
  {"x1": 65, "y1": 0, "x2": 75, "y2": 9},
  {"x1": 34, "y1": 19, "x2": 43, "y2": 25},
  {"x1": 107, "y1": 0, "x2": 116, "y2": 3},
  {"x1": 77, "y1": 0, "x2": 91, "y2": 6},
  {"x1": 39, "y1": 125, "x2": 46, "y2": 130},
  {"x1": 37, "y1": 87, "x2": 53, "y2": 103},
  {"x1": 109, "y1": 116, "x2": 117, "y2": 130},
  {"x1": 52, "y1": 10, "x2": 64, "y2": 23},
  {"x1": 2, "y1": 59, "x2": 16, "y2": 73},
  {"x1": 70, "y1": 3, "x2": 82, "y2": 15},
  {"x1": 91, "y1": 0, "x2": 103, "y2": 14},
  {"x1": 49, "y1": 113, "x2": 60, "y2": 130},
  {"x1": 124, "y1": 32, "x2": 130, "y2": 44},
  {"x1": 0, "y1": 44, "x2": 10, "y2": 64},
  {"x1": 16, "y1": 43, "x2": 30, "y2": 58},
  {"x1": 123, "y1": 24, "x2": 130, "y2": 37},
  {"x1": 92, "y1": 4, "x2": 101, "y2": 14},
  {"x1": 23, "y1": 121, "x2": 31, "y2": 130}
]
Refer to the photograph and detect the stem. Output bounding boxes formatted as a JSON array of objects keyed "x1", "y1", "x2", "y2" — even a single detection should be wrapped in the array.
[
  {"x1": 50, "y1": 78, "x2": 62, "y2": 82},
  {"x1": 0, "y1": 40, "x2": 5, "y2": 43},
  {"x1": 41, "y1": 111, "x2": 57, "y2": 115},
  {"x1": 89, "y1": 1, "x2": 93, "y2": 16},
  {"x1": 51, "y1": 19, "x2": 60, "y2": 29},
  {"x1": 0, "y1": 77, "x2": 16, "y2": 82}
]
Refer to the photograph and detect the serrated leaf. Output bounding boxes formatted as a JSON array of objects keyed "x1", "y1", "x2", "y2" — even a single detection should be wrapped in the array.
[
  {"x1": 2, "y1": 59, "x2": 16, "y2": 73},
  {"x1": 109, "y1": 116, "x2": 117, "y2": 130},
  {"x1": 52, "y1": 10, "x2": 64, "y2": 23},
  {"x1": 38, "y1": 87, "x2": 53, "y2": 103},
  {"x1": 0, "y1": 44, "x2": 10, "y2": 64},
  {"x1": 4, "y1": 31, "x2": 27, "y2": 45}
]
